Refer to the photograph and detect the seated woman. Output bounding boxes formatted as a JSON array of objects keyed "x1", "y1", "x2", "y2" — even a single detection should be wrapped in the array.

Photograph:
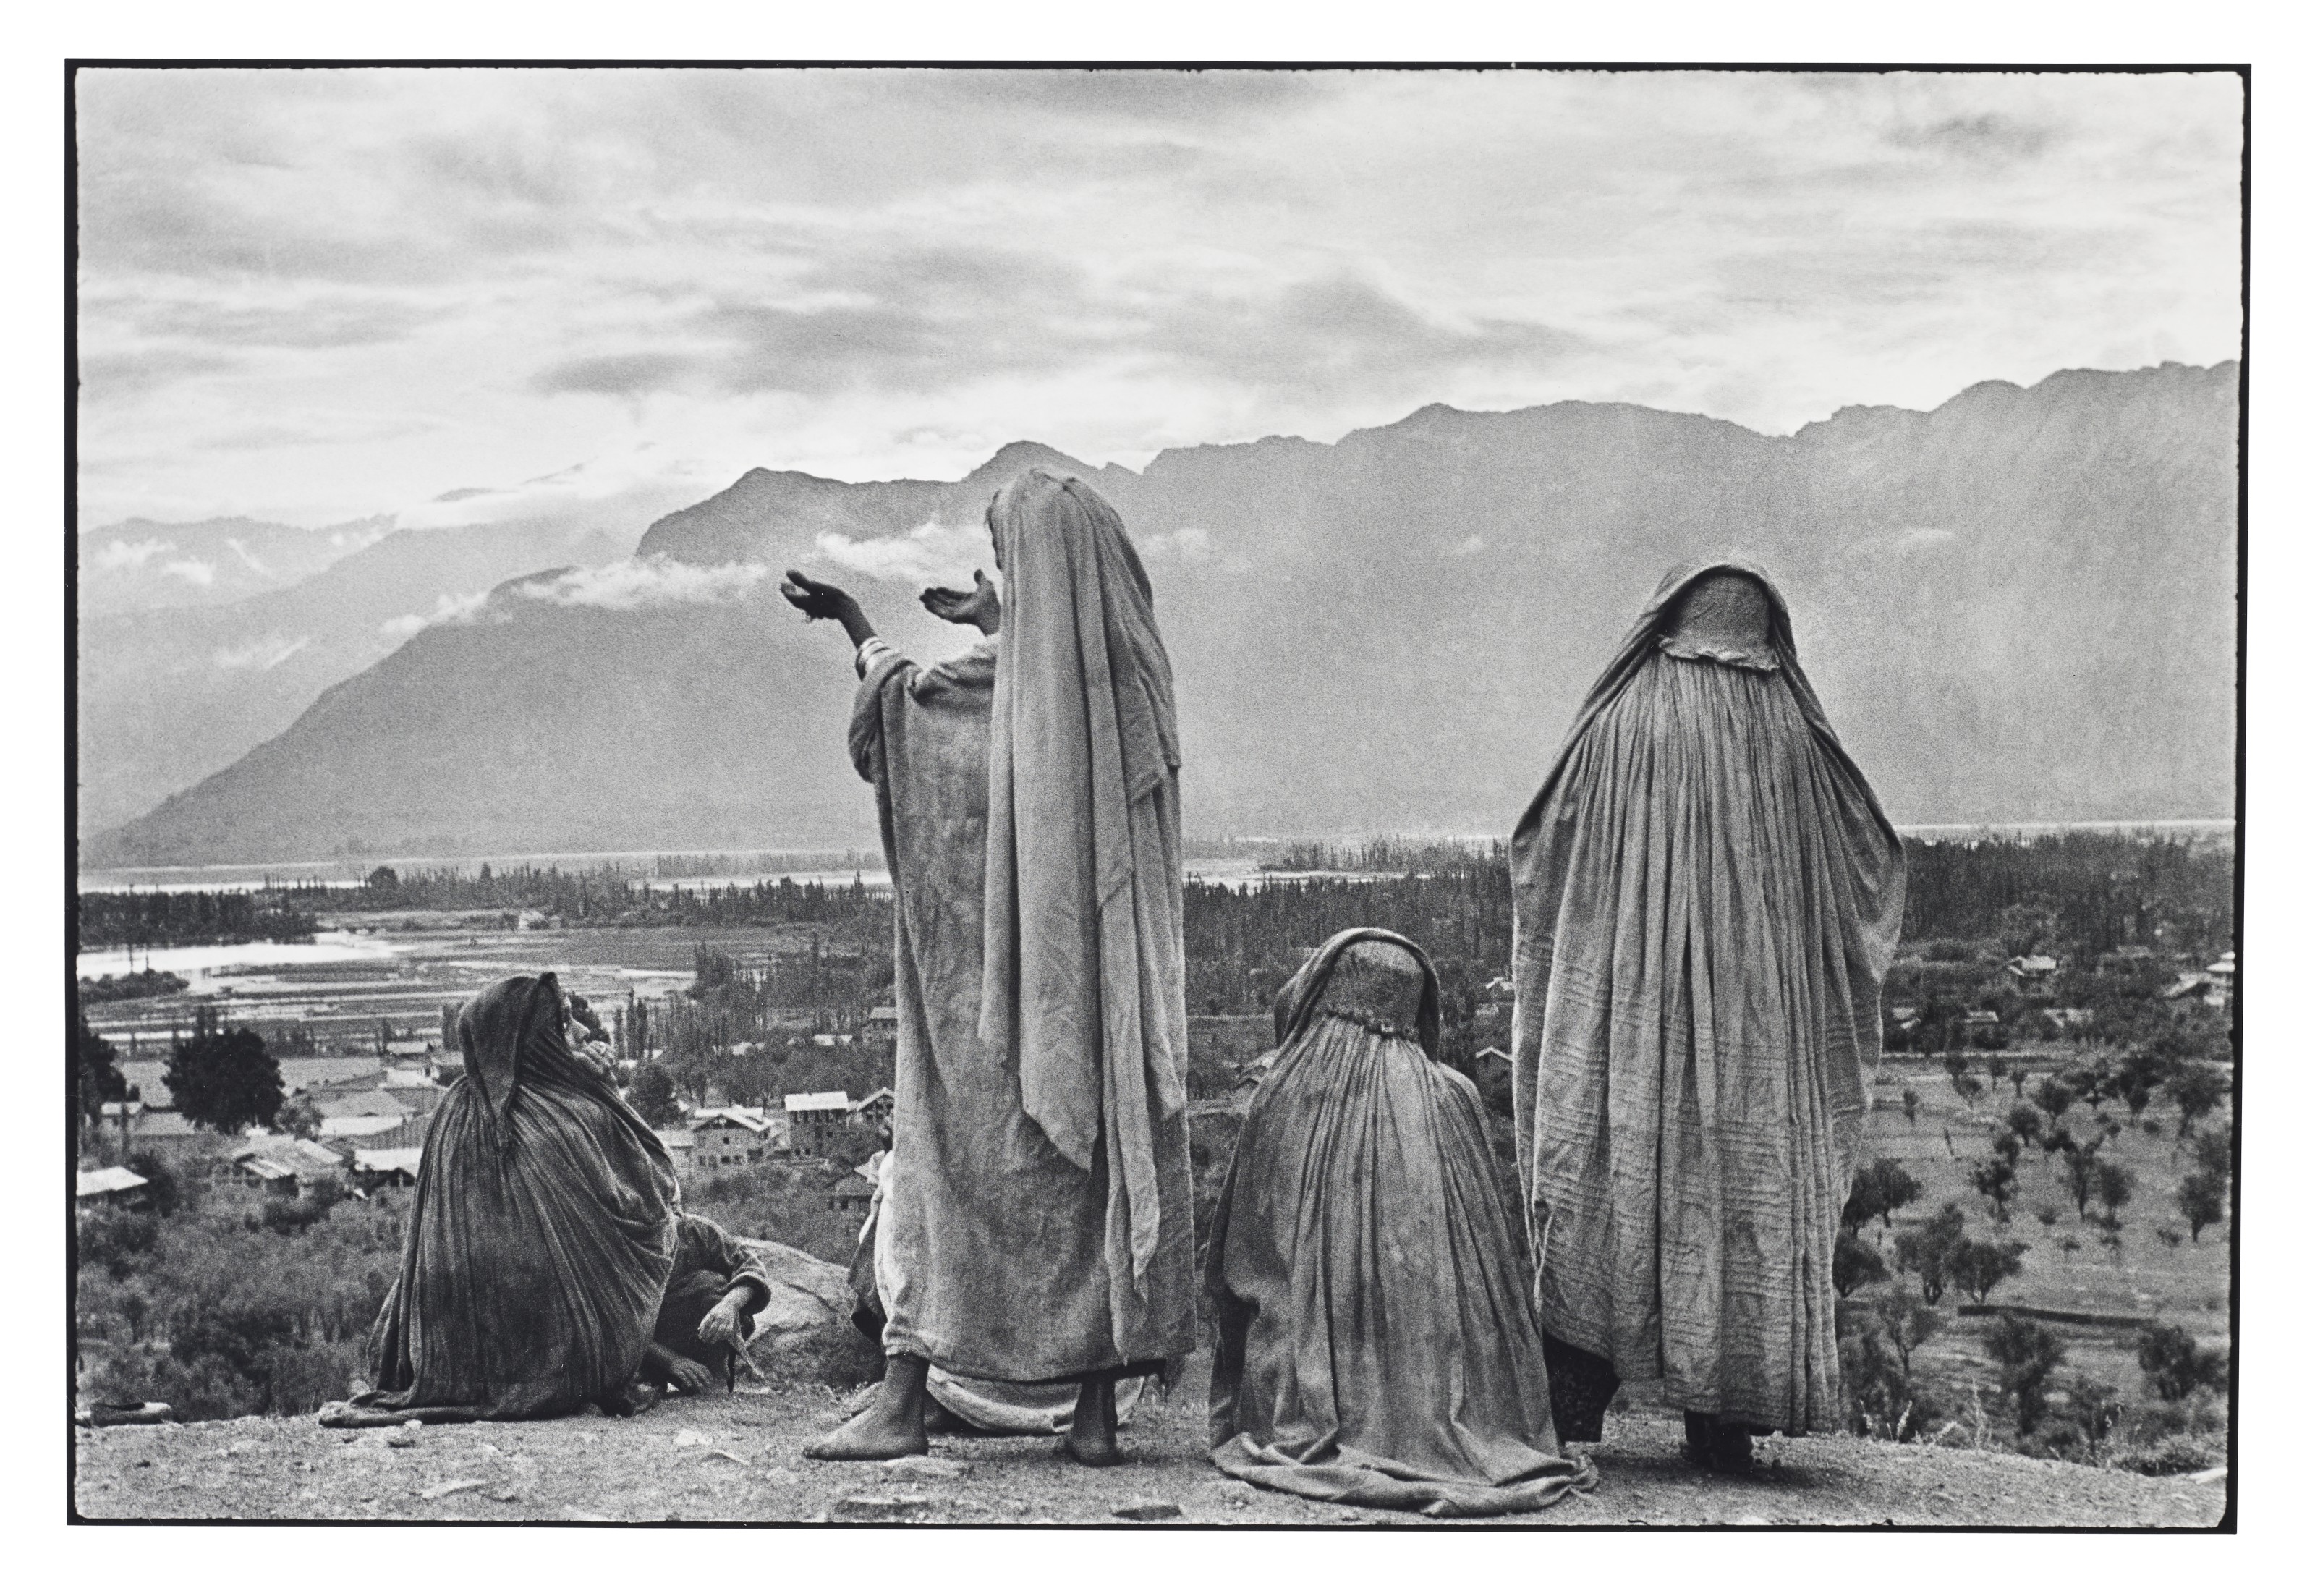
[
  {"x1": 320, "y1": 973, "x2": 680, "y2": 1426},
  {"x1": 1206, "y1": 930, "x2": 1594, "y2": 1516},
  {"x1": 645, "y1": 1210, "x2": 775, "y2": 1396}
]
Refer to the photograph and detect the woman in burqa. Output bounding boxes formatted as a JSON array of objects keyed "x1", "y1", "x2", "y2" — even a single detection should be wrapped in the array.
[
  {"x1": 1207, "y1": 930, "x2": 1594, "y2": 1517},
  {"x1": 781, "y1": 466, "x2": 1197, "y2": 1466},
  {"x1": 1508, "y1": 563, "x2": 1906, "y2": 1472},
  {"x1": 319, "y1": 972, "x2": 681, "y2": 1425}
]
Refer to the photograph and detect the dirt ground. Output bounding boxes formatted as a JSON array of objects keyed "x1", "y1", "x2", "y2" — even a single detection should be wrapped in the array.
[{"x1": 72, "y1": 1354, "x2": 2227, "y2": 1528}]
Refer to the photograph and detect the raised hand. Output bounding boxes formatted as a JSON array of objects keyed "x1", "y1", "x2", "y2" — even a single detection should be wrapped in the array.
[
  {"x1": 781, "y1": 569, "x2": 857, "y2": 622},
  {"x1": 921, "y1": 568, "x2": 1001, "y2": 634}
]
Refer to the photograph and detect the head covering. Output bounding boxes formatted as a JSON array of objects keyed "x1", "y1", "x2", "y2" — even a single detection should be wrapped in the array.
[
  {"x1": 457, "y1": 972, "x2": 577, "y2": 1132},
  {"x1": 978, "y1": 467, "x2": 1184, "y2": 1283},
  {"x1": 1661, "y1": 569, "x2": 1777, "y2": 666},
  {"x1": 1270, "y1": 928, "x2": 1443, "y2": 1056},
  {"x1": 1513, "y1": 558, "x2": 1901, "y2": 956}
]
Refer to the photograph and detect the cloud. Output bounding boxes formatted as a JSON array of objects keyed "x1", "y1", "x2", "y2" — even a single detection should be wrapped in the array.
[
  {"x1": 816, "y1": 520, "x2": 991, "y2": 587},
  {"x1": 213, "y1": 634, "x2": 311, "y2": 671},
  {"x1": 90, "y1": 537, "x2": 173, "y2": 572},
  {"x1": 532, "y1": 351, "x2": 700, "y2": 398},
  {"x1": 163, "y1": 559, "x2": 217, "y2": 587},
  {"x1": 1137, "y1": 526, "x2": 1214, "y2": 561},
  {"x1": 511, "y1": 557, "x2": 773, "y2": 610},
  {"x1": 1887, "y1": 112, "x2": 2059, "y2": 164},
  {"x1": 379, "y1": 590, "x2": 489, "y2": 638}
]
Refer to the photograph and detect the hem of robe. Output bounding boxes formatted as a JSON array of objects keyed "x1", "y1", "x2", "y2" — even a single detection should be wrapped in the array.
[
  {"x1": 1210, "y1": 1435, "x2": 1594, "y2": 1519},
  {"x1": 320, "y1": 1389, "x2": 603, "y2": 1426},
  {"x1": 881, "y1": 1328, "x2": 1181, "y2": 1389}
]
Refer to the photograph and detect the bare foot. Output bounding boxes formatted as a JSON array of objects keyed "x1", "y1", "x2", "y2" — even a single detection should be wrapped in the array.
[
  {"x1": 1063, "y1": 1372, "x2": 1125, "y2": 1467},
  {"x1": 806, "y1": 1356, "x2": 930, "y2": 1461},
  {"x1": 804, "y1": 1396, "x2": 928, "y2": 1461}
]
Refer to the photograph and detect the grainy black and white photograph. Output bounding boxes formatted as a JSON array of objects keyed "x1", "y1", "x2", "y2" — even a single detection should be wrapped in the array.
[{"x1": 67, "y1": 61, "x2": 2249, "y2": 1532}]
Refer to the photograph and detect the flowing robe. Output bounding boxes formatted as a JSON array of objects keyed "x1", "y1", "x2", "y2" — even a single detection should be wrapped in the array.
[
  {"x1": 337, "y1": 973, "x2": 679, "y2": 1423},
  {"x1": 1509, "y1": 563, "x2": 1906, "y2": 1436},
  {"x1": 1207, "y1": 930, "x2": 1594, "y2": 1516},
  {"x1": 851, "y1": 630, "x2": 1195, "y2": 1381}
]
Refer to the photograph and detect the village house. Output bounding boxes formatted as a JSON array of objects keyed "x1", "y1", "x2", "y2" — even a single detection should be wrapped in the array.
[
  {"x1": 660, "y1": 1128, "x2": 699, "y2": 1179},
  {"x1": 785, "y1": 1090, "x2": 854, "y2": 1158},
  {"x1": 2003, "y1": 954, "x2": 2060, "y2": 996},
  {"x1": 823, "y1": 1172, "x2": 875, "y2": 1215},
  {"x1": 689, "y1": 1106, "x2": 781, "y2": 1171},
  {"x1": 1959, "y1": 1009, "x2": 2005, "y2": 1045},
  {"x1": 210, "y1": 1138, "x2": 347, "y2": 1205},
  {"x1": 849, "y1": 1087, "x2": 896, "y2": 1129},
  {"x1": 351, "y1": 1147, "x2": 424, "y2": 1196},
  {"x1": 76, "y1": 1166, "x2": 150, "y2": 1209},
  {"x1": 862, "y1": 1006, "x2": 900, "y2": 1041}
]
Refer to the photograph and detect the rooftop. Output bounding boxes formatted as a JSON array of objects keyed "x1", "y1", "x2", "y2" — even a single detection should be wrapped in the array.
[
  {"x1": 785, "y1": 1090, "x2": 851, "y2": 1113},
  {"x1": 77, "y1": 1166, "x2": 148, "y2": 1199}
]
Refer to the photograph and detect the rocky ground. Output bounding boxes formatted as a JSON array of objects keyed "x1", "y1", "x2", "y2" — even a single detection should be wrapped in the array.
[{"x1": 73, "y1": 1355, "x2": 2227, "y2": 1528}]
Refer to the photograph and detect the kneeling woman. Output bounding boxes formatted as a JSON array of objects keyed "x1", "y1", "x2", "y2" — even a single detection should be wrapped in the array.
[
  {"x1": 1206, "y1": 931, "x2": 1593, "y2": 1516},
  {"x1": 322, "y1": 973, "x2": 681, "y2": 1425}
]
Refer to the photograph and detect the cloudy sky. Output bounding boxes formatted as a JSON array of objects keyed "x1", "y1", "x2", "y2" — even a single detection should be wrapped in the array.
[{"x1": 75, "y1": 67, "x2": 2243, "y2": 531}]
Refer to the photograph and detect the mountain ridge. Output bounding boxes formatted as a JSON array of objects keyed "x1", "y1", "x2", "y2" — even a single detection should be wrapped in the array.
[{"x1": 85, "y1": 360, "x2": 2240, "y2": 865}]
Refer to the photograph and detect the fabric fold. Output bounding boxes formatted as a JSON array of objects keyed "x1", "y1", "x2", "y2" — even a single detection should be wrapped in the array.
[{"x1": 1508, "y1": 561, "x2": 1906, "y2": 1435}]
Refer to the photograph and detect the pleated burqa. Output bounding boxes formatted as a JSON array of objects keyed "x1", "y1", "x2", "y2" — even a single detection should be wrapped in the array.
[
  {"x1": 849, "y1": 467, "x2": 1195, "y2": 1382},
  {"x1": 1207, "y1": 930, "x2": 1594, "y2": 1516},
  {"x1": 1509, "y1": 562, "x2": 1906, "y2": 1436},
  {"x1": 334, "y1": 973, "x2": 679, "y2": 1423}
]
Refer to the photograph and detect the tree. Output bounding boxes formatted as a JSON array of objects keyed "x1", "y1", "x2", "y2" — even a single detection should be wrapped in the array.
[
  {"x1": 75, "y1": 1007, "x2": 126, "y2": 1126},
  {"x1": 2167, "y1": 1064, "x2": 2230, "y2": 1142},
  {"x1": 1843, "y1": 1157, "x2": 1921, "y2": 1234},
  {"x1": 2062, "y1": 1134, "x2": 2108, "y2": 1218},
  {"x1": 2093, "y1": 1159, "x2": 2136, "y2": 1226},
  {"x1": 2032, "y1": 1077, "x2": 2075, "y2": 1126},
  {"x1": 2065, "y1": 1062, "x2": 2115, "y2": 1113},
  {"x1": 125, "y1": 1150, "x2": 182, "y2": 1216},
  {"x1": 1983, "y1": 1312, "x2": 2067, "y2": 1434},
  {"x1": 630, "y1": 1061, "x2": 682, "y2": 1129},
  {"x1": 2008, "y1": 1065, "x2": 2031, "y2": 1100},
  {"x1": 1947, "y1": 1237, "x2": 2029, "y2": 1304},
  {"x1": 1970, "y1": 1155, "x2": 2020, "y2": 1225},
  {"x1": 2005, "y1": 1104, "x2": 2043, "y2": 1148},
  {"x1": 2036, "y1": 1205, "x2": 2061, "y2": 1230},
  {"x1": 275, "y1": 1097, "x2": 323, "y2": 1139},
  {"x1": 163, "y1": 1009, "x2": 284, "y2": 1134},
  {"x1": 1945, "y1": 1053, "x2": 1985, "y2": 1106},
  {"x1": 1900, "y1": 1087, "x2": 1921, "y2": 1125},
  {"x1": 1835, "y1": 1231, "x2": 1888, "y2": 1297},
  {"x1": 2136, "y1": 1322, "x2": 2227, "y2": 1401},
  {"x1": 2175, "y1": 1170, "x2": 2227, "y2": 1242},
  {"x1": 1893, "y1": 1202, "x2": 1968, "y2": 1304}
]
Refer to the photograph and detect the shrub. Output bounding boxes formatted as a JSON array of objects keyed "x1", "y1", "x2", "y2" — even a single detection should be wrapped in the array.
[
  {"x1": 78, "y1": 1209, "x2": 160, "y2": 1279},
  {"x1": 1982, "y1": 1312, "x2": 2066, "y2": 1434},
  {"x1": 2137, "y1": 1321, "x2": 2228, "y2": 1401},
  {"x1": 1834, "y1": 1231, "x2": 1888, "y2": 1297}
]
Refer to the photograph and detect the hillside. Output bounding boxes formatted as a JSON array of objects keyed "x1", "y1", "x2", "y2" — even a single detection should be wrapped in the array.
[
  {"x1": 72, "y1": 1366, "x2": 2227, "y2": 1526},
  {"x1": 86, "y1": 361, "x2": 2239, "y2": 865}
]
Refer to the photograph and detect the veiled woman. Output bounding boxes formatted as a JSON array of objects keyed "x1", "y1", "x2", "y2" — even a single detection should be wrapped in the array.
[
  {"x1": 320, "y1": 972, "x2": 680, "y2": 1425},
  {"x1": 781, "y1": 466, "x2": 1197, "y2": 1465},
  {"x1": 1508, "y1": 562, "x2": 1906, "y2": 1472},
  {"x1": 1207, "y1": 930, "x2": 1594, "y2": 1516}
]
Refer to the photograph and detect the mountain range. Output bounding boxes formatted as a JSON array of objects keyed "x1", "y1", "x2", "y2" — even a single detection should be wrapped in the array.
[{"x1": 82, "y1": 360, "x2": 2240, "y2": 866}]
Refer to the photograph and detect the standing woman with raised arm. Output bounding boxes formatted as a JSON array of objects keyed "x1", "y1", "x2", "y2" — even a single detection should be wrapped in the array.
[
  {"x1": 1508, "y1": 562, "x2": 1907, "y2": 1473},
  {"x1": 781, "y1": 467, "x2": 1197, "y2": 1466}
]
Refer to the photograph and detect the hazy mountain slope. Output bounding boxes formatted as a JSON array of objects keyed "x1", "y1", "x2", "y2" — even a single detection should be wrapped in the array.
[
  {"x1": 76, "y1": 519, "x2": 632, "y2": 834},
  {"x1": 77, "y1": 515, "x2": 392, "y2": 618},
  {"x1": 86, "y1": 361, "x2": 2238, "y2": 865}
]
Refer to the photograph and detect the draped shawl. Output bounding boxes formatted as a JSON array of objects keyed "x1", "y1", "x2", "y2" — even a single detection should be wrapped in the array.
[
  {"x1": 979, "y1": 467, "x2": 1187, "y2": 1289},
  {"x1": 854, "y1": 594, "x2": 1194, "y2": 1381},
  {"x1": 1205, "y1": 930, "x2": 1594, "y2": 1516},
  {"x1": 334, "y1": 973, "x2": 679, "y2": 1423},
  {"x1": 1507, "y1": 561, "x2": 1906, "y2": 1433}
]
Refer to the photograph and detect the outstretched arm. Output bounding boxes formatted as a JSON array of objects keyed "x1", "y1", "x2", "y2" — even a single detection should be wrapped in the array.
[{"x1": 781, "y1": 570, "x2": 880, "y2": 651}]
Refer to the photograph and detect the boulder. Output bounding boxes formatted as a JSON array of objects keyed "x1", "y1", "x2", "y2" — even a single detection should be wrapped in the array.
[{"x1": 736, "y1": 1238, "x2": 884, "y2": 1388}]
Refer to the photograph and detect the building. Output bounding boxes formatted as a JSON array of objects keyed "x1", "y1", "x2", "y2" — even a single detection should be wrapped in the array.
[
  {"x1": 823, "y1": 1173, "x2": 875, "y2": 1215},
  {"x1": 2161, "y1": 972, "x2": 2213, "y2": 1006},
  {"x1": 381, "y1": 1038, "x2": 436, "y2": 1063},
  {"x1": 318, "y1": 1113, "x2": 406, "y2": 1144},
  {"x1": 659, "y1": 1129, "x2": 699, "y2": 1179},
  {"x1": 2046, "y1": 1007, "x2": 2097, "y2": 1032},
  {"x1": 211, "y1": 1138, "x2": 346, "y2": 1204},
  {"x1": 76, "y1": 1166, "x2": 150, "y2": 1209},
  {"x1": 849, "y1": 1087, "x2": 896, "y2": 1129},
  {"x1": 2003, "y1": 954, "x2": 2060, "y2": 996},
  {"x1": 278, "y1": 1058, "x2": 391, "y2": 1095},
  {"x1": 862, "y1": 1006, "x2": 900, "y2": 1041},
  {"x1": 689, "y1": 1106, "x2": 778, "y2": 1170},
  {"x1": 2206, "y1": 953, "x2": 2236, "y2": 1006},
  {"x1": 1959, "y1": 1009, "x2": 2005, "y2": 1043},
  {"x1": 312, "y1": 1087, "x2": 415, "y2": 1120},
  {"x1": 352, "y1": 1147, "x2": 425, "y2": 1193},
  {"x1": 785, "y1": 1090, "x2": 854, "y2": 1158}
]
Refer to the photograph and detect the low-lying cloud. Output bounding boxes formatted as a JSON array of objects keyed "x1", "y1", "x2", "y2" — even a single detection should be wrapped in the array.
[
  {"x1": 91, "y1": 537, "x2": 174, "y2": 572},
  {"x1": 213, "y1": 634, "x2": 311, "y2": 671},
  {"x1": 815, "y1": 520, "x2": 991, "y2": 588},
  {"x1": 511, "y1": 557, "x2": 775, "y2": 611},
  {"x1": 379, "y1": 590, "x2": 490, "y2": 638}
]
